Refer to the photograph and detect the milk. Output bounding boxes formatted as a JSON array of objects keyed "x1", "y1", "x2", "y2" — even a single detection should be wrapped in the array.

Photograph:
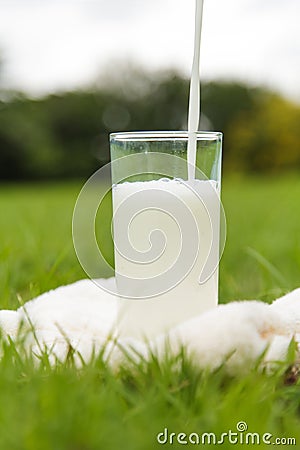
[
  {"x1": 187, "y1": 0, "x2": 204, "y2": 180},
  {"x1": 113, "y1": 178, "x2": 220, "y2": 338}
]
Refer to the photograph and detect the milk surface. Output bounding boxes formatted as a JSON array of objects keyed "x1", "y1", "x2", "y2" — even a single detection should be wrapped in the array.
[{"x1": 113, "y1": 178, "x2": 220, "y2": 338}]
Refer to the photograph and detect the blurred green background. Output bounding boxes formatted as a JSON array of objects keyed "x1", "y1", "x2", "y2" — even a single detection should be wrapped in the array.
[{"x1": 1, "y1": 67, "x2": 300, "y2": 181}]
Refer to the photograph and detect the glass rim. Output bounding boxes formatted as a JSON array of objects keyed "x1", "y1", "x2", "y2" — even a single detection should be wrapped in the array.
[{"x1": 110, "y1": 131, "x2": 222, "y2": 141}]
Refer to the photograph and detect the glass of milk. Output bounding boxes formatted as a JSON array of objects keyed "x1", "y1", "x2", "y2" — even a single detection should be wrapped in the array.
[{"x1": 110, "y1": 131, "x2": 223, "y2": 339}]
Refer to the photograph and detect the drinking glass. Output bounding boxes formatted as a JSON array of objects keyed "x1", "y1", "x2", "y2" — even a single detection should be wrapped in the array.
[{"x1": 110, "y1": 131, "x2": 223, "y2": 338}]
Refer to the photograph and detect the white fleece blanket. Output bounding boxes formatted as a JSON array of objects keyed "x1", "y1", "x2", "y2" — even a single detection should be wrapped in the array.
[{"x1": 0, "y1": 278, "x2": 299, "y2": 373}]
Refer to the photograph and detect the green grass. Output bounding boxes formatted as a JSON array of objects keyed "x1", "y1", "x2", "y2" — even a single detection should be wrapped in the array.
[
  {"x1": 0, "y1": 175, "x2": 300, "y2": 449},
  {"x1": 220, "y1": 173, "x2": 300, "y2": 302}
]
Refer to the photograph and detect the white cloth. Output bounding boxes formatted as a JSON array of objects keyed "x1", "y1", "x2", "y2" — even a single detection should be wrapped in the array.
[{"x1": 0, "y1": 278, "x2": 299, "y2": 373}]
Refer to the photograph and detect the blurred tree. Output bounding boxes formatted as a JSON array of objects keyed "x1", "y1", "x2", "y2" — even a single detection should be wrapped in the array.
[
  {"x1": 226, "y1": 93, "x2": 300, "y2": 172},
  {"x1": 201, "y1": 81, "x2": 259, "y2": 132},
  {"x1": 0, "y1": 67, "x2": 299, "y2": 180}
]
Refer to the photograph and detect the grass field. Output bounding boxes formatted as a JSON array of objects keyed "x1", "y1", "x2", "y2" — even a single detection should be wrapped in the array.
[{"x1": 0, "y1": 174, "x2": 300, "y2": 449}]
